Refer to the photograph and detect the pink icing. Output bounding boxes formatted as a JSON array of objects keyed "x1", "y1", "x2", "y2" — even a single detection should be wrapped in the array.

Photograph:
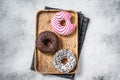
[{"x1": 51, "y1": 11, "x2": 76, "y2": 35}]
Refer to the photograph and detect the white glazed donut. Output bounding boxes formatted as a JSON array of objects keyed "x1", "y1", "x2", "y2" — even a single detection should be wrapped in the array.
[
  {"x1": 53, "y1": 49, "x2": 76, "y2": 73},
  {"x1": 51, "y1": 11, "x2": 76, "y2": 35}
]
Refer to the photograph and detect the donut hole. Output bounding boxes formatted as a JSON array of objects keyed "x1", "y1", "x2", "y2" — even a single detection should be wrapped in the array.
[
  {"x1": 60, "y1": 20, "x2": 66, "y2": 26},
  {"x1": 61, "y1": 58, "x2": 68, "y2": 64},
  {"x1": 70, "y1": 16, "x2": 75, "y2": 24},
  {"x1": 43, "y1": 39, "x2": 51, "y2": 46}
]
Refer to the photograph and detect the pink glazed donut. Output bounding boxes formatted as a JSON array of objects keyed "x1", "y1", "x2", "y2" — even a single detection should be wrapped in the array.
[{"x1": 51, "y1": 11, "x2": 76, "y2": 35}]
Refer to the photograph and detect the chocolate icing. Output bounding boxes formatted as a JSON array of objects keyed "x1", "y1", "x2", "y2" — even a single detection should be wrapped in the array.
[{"x1": 36, "y1": 31, "x2": 59, "y2": 54}]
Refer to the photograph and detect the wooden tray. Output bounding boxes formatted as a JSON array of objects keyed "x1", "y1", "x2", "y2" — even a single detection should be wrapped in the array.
[{"x1": 34, "y1": 10, "x2": 78, "y2": 74}]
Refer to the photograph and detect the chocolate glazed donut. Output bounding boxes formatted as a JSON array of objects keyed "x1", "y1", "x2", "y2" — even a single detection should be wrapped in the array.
[{"x1": 36, "y1": 31, "x2": 59, "y2": 54}]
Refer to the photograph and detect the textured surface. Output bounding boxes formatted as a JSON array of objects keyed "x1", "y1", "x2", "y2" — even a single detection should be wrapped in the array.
[{"x1": 0, "y1": 0, "x2": 120, "y2": 80}]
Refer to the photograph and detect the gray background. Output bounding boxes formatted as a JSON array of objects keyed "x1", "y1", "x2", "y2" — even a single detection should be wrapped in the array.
[{"x1": 0, "y1": 0, "x2": 120, "y2": 80}]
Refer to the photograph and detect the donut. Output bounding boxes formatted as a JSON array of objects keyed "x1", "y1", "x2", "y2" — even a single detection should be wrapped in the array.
[
  {"x1": 51, "y1": 11, "x2": 76, "y2": 35},
  {"x1": 36, "y1": 31, "x2": 59, "y2": 54},
  {"x1": 53, "y1": 49, "x2": 76, "y2": 73}
]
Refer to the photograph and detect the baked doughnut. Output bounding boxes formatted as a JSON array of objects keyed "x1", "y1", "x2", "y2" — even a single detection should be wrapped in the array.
[
  {"x1": 51, "y1": 11, "x2": 76, "y2": 35},
  {"x1": 36, "y1": 31, "x2": 59, "y2": 54},
  {"x1": 53, "y1": 49, "x2": 76, "y2": 73}
]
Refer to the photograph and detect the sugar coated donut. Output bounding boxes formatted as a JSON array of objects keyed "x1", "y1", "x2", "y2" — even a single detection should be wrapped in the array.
[
  {"x1": 53, "y1": 49, "x2": 76, "y2": 73},
  {"x1": 36, "y1": 31, "x2": 59, "y2": 54},
  {"x1": 51, "y1": 11, "x2": 76, "y2": 35}
]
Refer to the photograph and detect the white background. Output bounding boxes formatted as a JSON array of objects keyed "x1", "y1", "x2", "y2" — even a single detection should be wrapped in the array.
[{"x1": 0, "y1": 0, "x2": 120, "y2": 80}]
